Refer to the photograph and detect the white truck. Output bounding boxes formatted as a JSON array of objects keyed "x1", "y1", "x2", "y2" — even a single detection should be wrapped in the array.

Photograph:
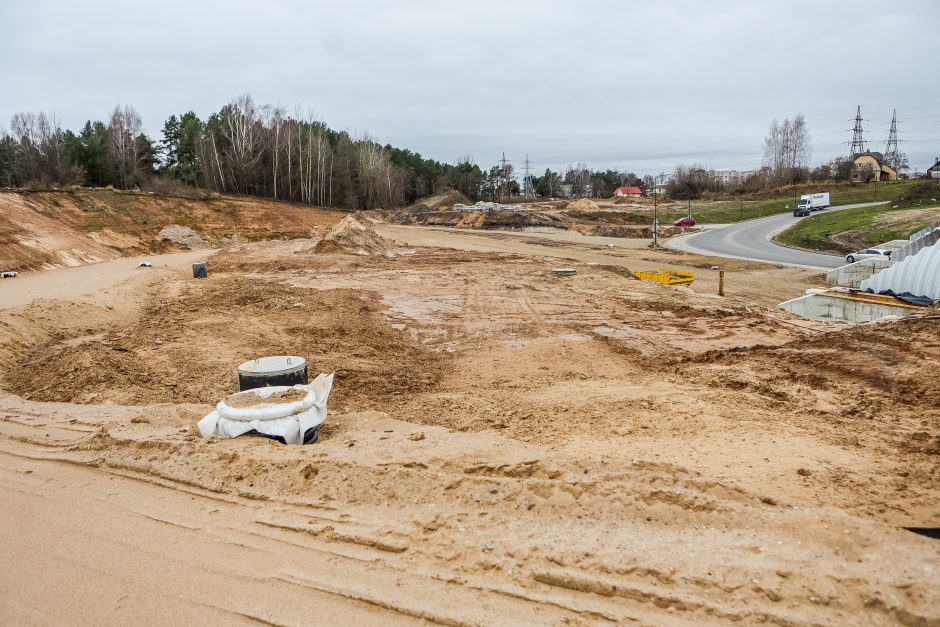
[{"x1": 793, "y1": 192, "x2": 830, "y2": 216}]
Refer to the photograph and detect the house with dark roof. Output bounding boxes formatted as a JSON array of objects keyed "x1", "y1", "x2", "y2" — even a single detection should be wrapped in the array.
[
  {"x1": 927, "y1": 157, "x2": 940, "y2": 179},
  {"x1": 851, "y1": 151, "x2": 897, "y2": 182}
]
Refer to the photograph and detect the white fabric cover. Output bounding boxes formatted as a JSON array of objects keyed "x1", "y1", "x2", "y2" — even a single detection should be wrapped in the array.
[{"x1": 197, "y1": 373, "x2": 334, "y2": 445}]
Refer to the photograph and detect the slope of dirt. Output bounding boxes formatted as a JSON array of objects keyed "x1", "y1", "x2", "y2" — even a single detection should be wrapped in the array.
[
  {"x1": 416, "y1": 188, "x2": 470, "y2": 210},
  {"x1": 388, "y1": 203, "x2": 685, "y2": 238},
  {"x1": 0, "y1": 189, "x2": 346, "y2": 271}
]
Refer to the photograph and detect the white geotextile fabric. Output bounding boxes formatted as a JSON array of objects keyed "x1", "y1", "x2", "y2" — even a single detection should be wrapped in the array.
[{"x1": 197, "y1": 373, "x2": 334, "y2": 445}]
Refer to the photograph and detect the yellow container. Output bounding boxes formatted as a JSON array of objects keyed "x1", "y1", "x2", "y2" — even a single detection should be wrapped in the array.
[{"x1": 635, "y1": 269, "x2": 694, "y2": 285}]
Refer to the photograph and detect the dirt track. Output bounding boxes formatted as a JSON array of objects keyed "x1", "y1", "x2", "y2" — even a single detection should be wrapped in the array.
[{"x1": 1, "y1": 222, "x2": 938, "y2": 624}]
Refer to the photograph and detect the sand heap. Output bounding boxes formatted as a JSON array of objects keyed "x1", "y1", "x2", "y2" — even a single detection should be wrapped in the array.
[
  {"x1": 313, "y1": 215, "x2": 397, "y2": 255},
  {"x1": 158, "y1": 225, "x2": 207, "y2": 250},
  {"x1": 566, "y1": 198, "x2": 600, "y2": 212}
]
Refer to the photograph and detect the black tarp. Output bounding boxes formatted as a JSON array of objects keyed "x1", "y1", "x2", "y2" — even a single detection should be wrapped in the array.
[{"x1": 859, "y1": 289, "x2": 938, "y2": 307}]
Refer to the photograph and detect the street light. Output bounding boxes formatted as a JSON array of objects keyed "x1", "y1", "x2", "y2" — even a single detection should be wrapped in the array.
[{"x1": 652, "y1": 173, "x2": 666, "y2": 248}]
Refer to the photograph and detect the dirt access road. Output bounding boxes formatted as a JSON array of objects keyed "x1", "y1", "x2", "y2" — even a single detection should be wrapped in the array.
[{"x1": 0, "y1": 250, "x2": 211, "y2": 310}]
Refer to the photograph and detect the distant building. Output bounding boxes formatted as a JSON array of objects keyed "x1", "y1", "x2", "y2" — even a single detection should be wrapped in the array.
[
  {"x1": 650, "y1": 183, "x2": 669, "y2": 197},
  {"x1": 613, "y1": 186, "x2": 642, "y2": 197},
  {"x1": 927, "y1": 157, "x2": 940, "y2": 179},
  {"x1": 709, "y1": 169, "x2": 757, "y2": 186},
  {"x1": 851, "y1": 152, "x2": 897, "y2": 182},
  {"x1": 558, "y1": 183, "x2": 593, "y2": 198}
]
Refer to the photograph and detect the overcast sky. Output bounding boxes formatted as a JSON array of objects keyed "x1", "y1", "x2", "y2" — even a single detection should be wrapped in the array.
[{"x1": 2, "y1": 1, "x2": 938, "y2": 175}]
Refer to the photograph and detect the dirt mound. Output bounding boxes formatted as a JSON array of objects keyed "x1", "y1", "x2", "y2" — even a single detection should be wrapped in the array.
[
  {"x1": 889, "y1": 180, "x2": 940, "y2": 208},
  {"x1": 562, "y1": 209, "x2": 651, "y2": 225},
  {"x1": 312, "y1": 215, "x2": 398, "y2": 255},
  {"x1": 5, "y1": 274, "x2": 445, "y2": 408},
  {"x1": 158, "y1": 225, "x2": 207, "y2": 250},
  {"x1": 566, "y1": 198, "x2": 601, "y2": 212},
  {"x1": 413, "y1": 188, "x2": 470, "y2": 211},
  {"x1": 0, "y1": 189, "x2": 345, "y2": 271}
]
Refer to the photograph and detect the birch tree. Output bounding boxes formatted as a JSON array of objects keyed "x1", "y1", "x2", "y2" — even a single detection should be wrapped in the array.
[
  {"x1": 762, "y1": 114, "x2": 811, "y2": 185},
  {"x1": 106, "y1": 105, "x2": 143, "y2": 188},
  {"x1": 222, "y1": 94, "x2": 263, "y2": 193}
]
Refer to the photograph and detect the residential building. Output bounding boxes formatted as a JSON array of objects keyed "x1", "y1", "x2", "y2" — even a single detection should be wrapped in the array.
[
  {"x1": 851, "y1": 152, "x2": 897, "y2": 182},
  {"x1": 709, "y1": 169, "x2": 758, "y2": 186},
  {"x1": 613, "y1": 186, "x2": 642, "y2": 197},
  {"x1": 927, "y1": 157, "x2": 940, "y2": 179},
  {"x1": 558, "y1": 183, "x2": 593, "y2": 198}
]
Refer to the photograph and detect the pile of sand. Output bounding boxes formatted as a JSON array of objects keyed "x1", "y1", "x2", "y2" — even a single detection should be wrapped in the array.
[
  {"x1": 158, "y1": 225, "x2": 207, "y2": 250},
  {"x1": 566, "y1": 198, "x2": 600, "y2": 212},
  {"x1": 313, "y1": 215, "x2": 398, "y2": 255}
]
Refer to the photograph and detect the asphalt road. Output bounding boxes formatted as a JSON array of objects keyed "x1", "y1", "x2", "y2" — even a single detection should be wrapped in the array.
[{"x1": 671, "y1": 202, "x2": 888, "y2": 269}]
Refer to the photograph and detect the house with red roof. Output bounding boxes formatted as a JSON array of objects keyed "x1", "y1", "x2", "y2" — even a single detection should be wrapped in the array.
[{"x1": 613, "y1": 186, "x2": 642, "y2": 197}]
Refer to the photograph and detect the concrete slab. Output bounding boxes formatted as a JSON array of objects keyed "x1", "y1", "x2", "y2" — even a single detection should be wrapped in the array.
[{"x1": 779, "y1": 289, "x2": 926, "y2": 323}]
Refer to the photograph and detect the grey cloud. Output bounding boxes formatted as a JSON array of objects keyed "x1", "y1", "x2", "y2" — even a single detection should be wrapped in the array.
[{"x1": 1, "y1": 0, "x2": 937, "y2": 173}]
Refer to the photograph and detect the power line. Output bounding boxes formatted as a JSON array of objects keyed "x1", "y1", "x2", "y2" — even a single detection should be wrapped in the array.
[
  {"x1": 849, "y1": 105, "x2": 866, "y2": 156},
  {"x1": 884, "y1": 108, "x2": 901, "y2": 155}
]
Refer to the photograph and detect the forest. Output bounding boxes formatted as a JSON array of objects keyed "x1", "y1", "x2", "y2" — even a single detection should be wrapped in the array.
[{"x1": 0, "y1": 94, "x2": 646, "y2": 209}]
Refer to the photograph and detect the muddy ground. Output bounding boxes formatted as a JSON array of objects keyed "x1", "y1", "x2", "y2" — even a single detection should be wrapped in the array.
[{"x1": 1, "y1": 224, "x2": 938, "y2": 624}]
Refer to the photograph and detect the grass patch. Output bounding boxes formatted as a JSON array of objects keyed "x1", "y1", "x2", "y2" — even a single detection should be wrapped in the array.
[
  {"x1": 774, "y1": 188, "x2": 940, "y2": 255},
  {"x1": 660, "y1": 180, "x2": 922, "y2": 225}
]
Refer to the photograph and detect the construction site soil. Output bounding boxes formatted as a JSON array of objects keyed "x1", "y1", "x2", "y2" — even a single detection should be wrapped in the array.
[
  {"x1": 1, "y1": 207, "x2": 938, "y2": 624},
  {"x1": 0, "y1": 189, "x2": 345, "y2": 271},
  {"x1": 388, "y1": 196, "x2": 687, "y2": 239}
]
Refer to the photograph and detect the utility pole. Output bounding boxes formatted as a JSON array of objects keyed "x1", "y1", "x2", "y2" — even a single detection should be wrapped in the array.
[
  {"x1": 499, "y1": 152, "x2": 509, "y2": 202},
  {"x1": 653, "y1": 185, "x2": 658, "y2": 248},
  {"x1": 884, "y1": 109, "x2": 903, "y2": 171},
  {"x1": 849, "y1": 105, "x2": 866, "y2": 156},
  {"x1": 652, "y1": 173, "x2": 665, "y2": 248},
  {"x1": 885, "y1": 110, "x2": 899, "y2": 155},
  {"x1": 523, "y1": 154, "x2": 532, "y2": 199}
]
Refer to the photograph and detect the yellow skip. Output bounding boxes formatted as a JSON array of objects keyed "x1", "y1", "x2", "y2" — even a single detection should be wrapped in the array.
[{"x1": 635, "y1": 269, "x2": 694, "y2": 285}]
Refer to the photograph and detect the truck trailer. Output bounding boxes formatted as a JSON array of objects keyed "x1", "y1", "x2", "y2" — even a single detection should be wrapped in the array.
[{"x1": 793, "y1": 192, "x2": 830, "y2": 216}]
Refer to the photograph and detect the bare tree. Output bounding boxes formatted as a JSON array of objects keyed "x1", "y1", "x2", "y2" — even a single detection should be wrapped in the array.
[
  {"x1": 566, "y1": 162, "x2": 591, "y2": 197},
  {"x1": 762, "y1": 114, "x2": 811, "y2": 185},
  {"x1": 10, "y1": 113, "x2": 40, "y2": 182},
  {"x1": 265, "y1": 105, "x2": 286, "y2": 199},
  {"x1": 222, "y1": 94, "x2": 263, "y2": 194},
  {"x1": 106, "y1": 105, "x2": 143, "y2": 188}
]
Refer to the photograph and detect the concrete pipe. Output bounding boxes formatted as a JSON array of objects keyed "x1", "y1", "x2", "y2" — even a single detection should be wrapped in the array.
[{"x1": 238, "y1": 356, "x2": 308, "y2": 392}]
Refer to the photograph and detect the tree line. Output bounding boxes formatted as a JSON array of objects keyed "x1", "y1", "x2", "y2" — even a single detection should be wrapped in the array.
[
  {"x1": 0, "y1": 94, "x2": 654, "y2": 207},
  {"x1": 0, "y1": 94, "x2": 497, "y2": 209},
  {"x1": 5, "y1": 101, "x2": 898, "y2": 206}
]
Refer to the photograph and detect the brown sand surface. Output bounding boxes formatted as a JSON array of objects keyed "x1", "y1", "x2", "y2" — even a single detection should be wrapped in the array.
[
  {"x1": 0, "y1": 233, "x2": 938, "y2": 625},
  {"x1": 225, "y1": 388, "x2": 308, "y2": 408}
]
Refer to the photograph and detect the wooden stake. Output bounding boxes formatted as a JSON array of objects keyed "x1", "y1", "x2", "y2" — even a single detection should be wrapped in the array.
[{"x1": 718, "y1": 270, "x2": 725, "y2": 297}]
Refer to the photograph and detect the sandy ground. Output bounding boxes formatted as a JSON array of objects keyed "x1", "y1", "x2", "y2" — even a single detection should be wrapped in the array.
[
  {"x1": 0, "y1": 249, "x2": 212, "y2": 310},
  {"x1": 1, "y1": 226, "x2": 938, "y2": 625}
]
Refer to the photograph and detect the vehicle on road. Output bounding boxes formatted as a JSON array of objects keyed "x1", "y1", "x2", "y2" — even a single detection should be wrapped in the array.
[
  {"x1": 1, "y1": 271, "x2": 18, "y2": 279},
  {"x1": 846, "y1": 248, "x2": 891, "y2": 264},
  {"x1": 673, "y1": 216, "x2": 696, "y2": 227},
  {"x1": 794, "y1": 192, "x2": 830, "y2": 216}
]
